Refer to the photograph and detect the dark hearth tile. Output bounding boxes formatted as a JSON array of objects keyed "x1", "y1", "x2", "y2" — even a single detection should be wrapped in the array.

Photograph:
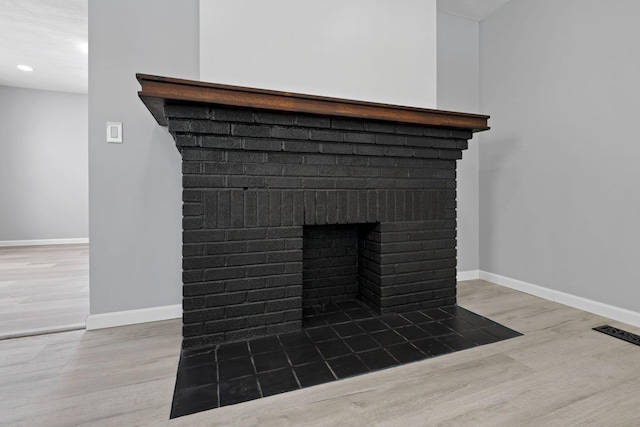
[
  {"x1": 421, "y1": 308, "x2": 453, "y2": 321},
  {"x1": 327, "y1": 354, "x2": 369, "y2": 379},
  {"x1": 170, "y1": 383, "x2": 218, "y2": 418},
  {"x1": 179, "y1": 349, "x2": 216, "y2": 369},
  {"x1": 302, "y1": 307, "x2": 318, "y2": 317},
  {"x1": 344, "y1": 334, "x2": 379, "y2": 352},
  {"x1": 358, "y1": 348, "x2": 399, "y2": 371},
  {"x1": 420, "y1": 321, "x2": 453, "y2": 337},
  {"x1": 253, "y1": 350, "x2": 290, "y2": 373},
  {"x1": 303, "y1": 315, "x2": 327, "y2": 328},
  {"x1": 335, "y1": 300, "x2": 361, "y2": 310},
  {"x1": 322, "y1": 303, "x2": 343, "y2": 313},
  {"x1": 294, "y1": 361, "x2": 336, "y2": 387},
  {"x1": 258, "y1": 368, "x2": 300, "y2": 397},
  {"x1": 346, "y1": 308, "x2": 376, "y2": 320},
  {"x1": 460, "y1": 328, "x2": 502, "y2": 346},
  {"x1": 279, "y1": 331, "x2": 313, "y2": 348},
  {"x1": 440, "y1": 305, "x2": 474, "y2": 317},
  {"x1": 437, "y1": 333, "x2": 477, "y2": 351},
  {"x1": 332, "y1": 322, "x2": 365, "y2": 338},
  {"x1": 176, "y1": 363, "x2": 218, "y2": 389},
  {"x1": 412, "y1": 337, "x2": 454, "y2": 357},
  {"x1": 396, "y1": 325, "x2": 431, "y2": 341},
  {"x1": 249, "y1": 335, "x2": 282, "y2": 354},
  {"x1": 219, "y1": 375, "x2": 261, "y2": 406},
  {"x1": 386, "y1": 342, "x2": 426, "y2": 364},
  {"x1": 356, "y1": 318, "x2": 387, "y2": 333},
  {"x1": 371, "y1": 329, "x2": 406, "y2": 346},
  {"x1": 217, "y1": 341, "x2": 250, "y2": 361},
  {"x1": 380, "y1": 315, "x2": 411, "y2": 328},
  {"x1": 458, "y1": 312, "x2": 497, "y2": 328},
  {"x1": 439, "y1": 317, "x2": 477, "y2": 332},
  {"x1": 483, "y1": 324, "x2": 522, "y2": 340},
  {"x1": 323, "y1": 311, "x2": 351, "y2": 324},
  {"x1": 172, "y1": 302, "x2": 522, "y2": 418},
  {"x1": 218, "y1": 356, "x2": 254, "y2": 381},
  {"x1": 316, "y1": 339, "x2": 352, "y2": 359},
  {"x1": 286, "y1": 344, "x2": 324, "y2": 366},
  {"x1": 401, "y1": 311, "x2": 432, "y2": 325},
  {"x1": 305, "y1": 325, "x2": 339, "y2": 342}
]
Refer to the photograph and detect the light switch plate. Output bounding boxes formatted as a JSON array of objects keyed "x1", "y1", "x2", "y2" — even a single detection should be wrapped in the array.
[{"x1": 107, "y1": 122, "x2": 123, "y2": 143}]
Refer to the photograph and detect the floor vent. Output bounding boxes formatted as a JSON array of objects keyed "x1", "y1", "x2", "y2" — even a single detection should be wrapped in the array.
[{"x1": 593, "y1": 325, "x2": 640, "y2": 346}]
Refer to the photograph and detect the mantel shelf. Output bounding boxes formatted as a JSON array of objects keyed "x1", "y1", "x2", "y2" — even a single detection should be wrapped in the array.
[{"x1": 137, "y1": 74, "x2": 489, "y2": 132}]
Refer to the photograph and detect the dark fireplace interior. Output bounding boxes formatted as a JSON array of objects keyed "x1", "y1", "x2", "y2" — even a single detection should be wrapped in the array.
[
  {"x1": 136, "y1": 74, "x2": 521, "y2": 419},
  {"x1": 302, "y1": 223, "x2": 377, "y2": 310}
]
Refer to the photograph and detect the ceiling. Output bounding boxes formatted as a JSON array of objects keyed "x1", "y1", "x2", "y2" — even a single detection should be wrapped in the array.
[
  {"x1": 0, "y1": 0, "x2": 510, "y2": 95},
  {"x1": 0, "y1": 0, "x2": 87, "y2": 94}
]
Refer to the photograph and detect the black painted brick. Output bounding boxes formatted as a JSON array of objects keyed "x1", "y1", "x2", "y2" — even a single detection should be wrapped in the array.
[
  {"x1": 165, "y1": 105, "x2": 210, "y2": 119},
  {"x1": 282, "y1": 140, "x2": 320, "y2": 153},
  {"x1": 183, "y1": 307, "x2": 224, "y2": 324},
  {"x1": 183, "y1": 175, "x2": 224, "y2": 188},
  {"x1": 273, "y1": 126, "x2": 309, "y2": 140},
  {"x1": 320, "y1": 142, "x2": 354, "y2": 155},
  {"x1": 296, "y1": 115, "x2": 331, "y2": 128},
  {"x1": 204, "y1": 292, "x2": 246, "y2": 307},
  {"x1": 183, "y1": 282, "x2": 225, "y2": 297},
  {"x1": 204, "y1": 163, "x2": 244, "y2": 175},
  {"x1": 255, "y1": 112, "x2": 295, "y2": 125},
  {"x1": 331, "y1": 118, "x2": 366, "y2": 131},
  {"x1": 213, "y1": 108, "x2": 255, "y2": 123},
  {"x1": 181, "y1": 149, "x2": 224, "y2": 162},
  {"x1": 243, "y1": 138, "x2": 282, "y2": 151},
  {"x1": 231, "y1": 124, "x2": 271, "y2": 138},
  {"x1": 309, "y1": 129, "x2": 344, "y2": 142},
  {"x1": 191, "y1": 121, "x2": 231, "y2": 135},
  {"x1": 201, "y1": 136, "x2": 242, "y2": 150}
]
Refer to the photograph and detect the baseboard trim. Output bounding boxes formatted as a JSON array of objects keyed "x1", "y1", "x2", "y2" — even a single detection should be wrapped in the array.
[
  {"x1": 85, "y1": 304, "x2": 182, "y2": 330},
  {"x1": 479, "y1": 271, "x2": 640, "y2": 328},
  {"x1": 457, "y1": 270, "x2": 480, "y2": 281},
  {"x1": 0, "y1": 238, "x2": 89, "y2": 247}
]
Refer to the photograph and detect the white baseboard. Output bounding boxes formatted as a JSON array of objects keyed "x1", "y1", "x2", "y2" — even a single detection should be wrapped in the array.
[
  {"x1": 86, "y1": 304, "x2": 182, "y2": 330},
  {"x1": 457, "y1": 270, "x2": 480, "y2": 281},
  {"x1": 0, "y1": 238, "x2": 89, "y2": 247},
  {"x1": 479, "y1": 270, "x2": 640, "y2": 328}
]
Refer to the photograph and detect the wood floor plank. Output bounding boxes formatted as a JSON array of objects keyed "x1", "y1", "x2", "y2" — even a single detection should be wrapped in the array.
[
  {"x1": 2, "y1": 279, "x2": 640, "y2": 426},
  {"x1": 0, "y1": 244, "x2": 89, "y2": 338}
]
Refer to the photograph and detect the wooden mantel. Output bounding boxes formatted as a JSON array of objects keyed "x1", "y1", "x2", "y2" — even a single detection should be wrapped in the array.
[{"x1": 137, "y1": 74, "x2": 489, "y2": 132}]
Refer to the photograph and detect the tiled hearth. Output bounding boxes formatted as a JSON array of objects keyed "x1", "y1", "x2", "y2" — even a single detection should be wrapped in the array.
[{"x1": 170, "y1": 304, "x2": 520, "y2": 418}]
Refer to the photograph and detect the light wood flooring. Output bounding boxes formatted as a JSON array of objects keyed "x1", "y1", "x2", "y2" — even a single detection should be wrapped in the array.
[
  {"x1": 2, "y1": 279, "x2": 640, "y2": 426},
  {"x1": 0, "y1": 244, "x2": 89, "y2": 339}
]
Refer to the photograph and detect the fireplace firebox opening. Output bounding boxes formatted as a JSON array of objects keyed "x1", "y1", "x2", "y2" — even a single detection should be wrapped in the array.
[{"x1": 302, "y1": 223, "x2": 379, "y2": 312}]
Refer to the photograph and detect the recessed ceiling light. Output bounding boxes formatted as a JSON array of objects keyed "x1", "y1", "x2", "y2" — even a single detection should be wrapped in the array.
[
  {"x1": 17, "y1": 65, "x2": 33, "y2": 72},
  {"x1": 79, "y1": 42, "x2": 88, "y2": 54}
]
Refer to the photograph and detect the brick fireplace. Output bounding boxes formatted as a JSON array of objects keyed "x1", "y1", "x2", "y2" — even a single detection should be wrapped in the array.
[{"x1": 138, "y1": 75, "x2": 489, "y2": 349}]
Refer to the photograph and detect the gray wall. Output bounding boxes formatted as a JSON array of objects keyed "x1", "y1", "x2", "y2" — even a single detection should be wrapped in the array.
[
  {"x1": 480, "y1": 0, "x2": 640, "y2": 312},
  {"x1": 88, "y1": 0, "x2": 199, "y2": 314},
  {"x1": 200, "y1": 0, "x2": 438, "y2": 108},
  {"x1": 437, "y1": 12, "x2": 480, "y2": 273},
  {"x1": 0, "y1": 86, "x2": 88, "y2": 241}
]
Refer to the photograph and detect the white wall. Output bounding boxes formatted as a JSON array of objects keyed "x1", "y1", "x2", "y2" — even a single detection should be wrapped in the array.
[
  {"x1": 200, "y1": 0, "x2": 437, "y2": 108},
  {"x1": 437, "y1": 12, "x2": 480, "y2": 273},
  {"x1": 88, "y1": 0, "x2": 199, "y2": 314},
  {"x1": 0, "y1": 86, "x2": 88, "y2": 242},
  {"x1": 480, "y1": 0, "x2": 640, "y2": 313}
]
